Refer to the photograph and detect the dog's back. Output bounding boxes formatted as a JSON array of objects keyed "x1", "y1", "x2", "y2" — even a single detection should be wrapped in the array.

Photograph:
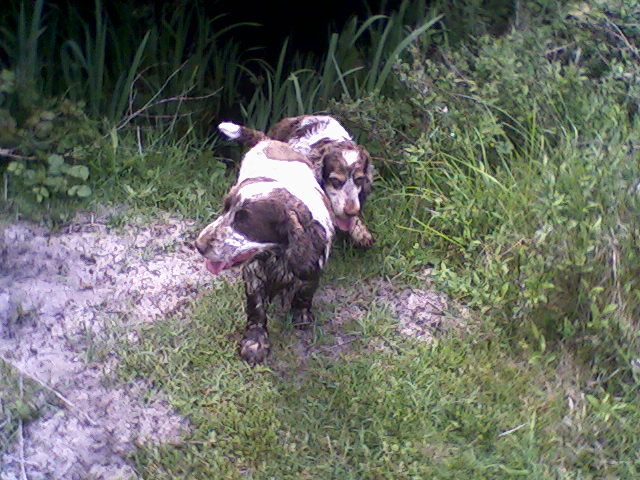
[
  {"x1": 268, "y1": 115, "x2": 352, "y2": 156},
  {"x1": 237, "y1": 139, "x2": 334, "y2": 241}
]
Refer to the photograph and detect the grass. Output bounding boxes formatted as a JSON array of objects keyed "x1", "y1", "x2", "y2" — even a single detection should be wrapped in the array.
[
  {"x1": 0, "y1": 362, "x2": 48, "y2": 461},
  {"x1": 116, "y1": 270, "x2": 638, "y2": 479},
  {"x1": 0, "y1": 0, "x2": 248, "y2": 125}
]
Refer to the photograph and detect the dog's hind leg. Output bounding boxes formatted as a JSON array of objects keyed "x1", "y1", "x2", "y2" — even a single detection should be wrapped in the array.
[{"x1": 290, "y1": 277, "x2": 320, "y2": 330}]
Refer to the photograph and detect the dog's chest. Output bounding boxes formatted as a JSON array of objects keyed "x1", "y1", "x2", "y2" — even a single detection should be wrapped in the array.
[{"x1": 243, "y1": 251, "x2": 298, "y2": 296}]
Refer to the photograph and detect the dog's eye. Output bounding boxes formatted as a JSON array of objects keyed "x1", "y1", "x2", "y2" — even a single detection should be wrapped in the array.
[
  {"x1": 354, "y1": 177, "x2": 366, "y2": 187},
  {"x1": 328, "y1": 178, "x2": 344, "y2": 189}
]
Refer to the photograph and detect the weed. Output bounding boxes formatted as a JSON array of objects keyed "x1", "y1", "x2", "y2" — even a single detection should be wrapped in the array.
[
  {"x1": 334, "y1": 0, "x2": 640, "y2": 384},
  {"x1": 0, "y1": 362, "x2": 46, "y2": 460},
  {"x1": 117, "y1": 273, "x2": 639, "y2": 478}
]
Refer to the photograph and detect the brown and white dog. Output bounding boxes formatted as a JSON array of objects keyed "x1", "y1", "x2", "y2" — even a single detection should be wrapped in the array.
[
  {"x1": 195, "y1": 126, "x2": 334, "y2": 364},
  {"x1": 219, "y1": 115, "x2": 375, "y2": 248}
]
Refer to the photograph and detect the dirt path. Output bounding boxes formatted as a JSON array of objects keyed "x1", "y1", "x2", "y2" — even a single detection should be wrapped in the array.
[
  {"x1": 0, "y1": 213, "x2": 214, "y2": 480},
  {"x1": 0, "y1": 212, "x2": 460, "y2": 479}
]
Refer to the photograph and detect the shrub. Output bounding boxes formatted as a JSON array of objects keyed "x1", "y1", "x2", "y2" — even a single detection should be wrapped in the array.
[
  {"x1": 1, "y1": 69, "x2": 99, "y2": 206},
  {"x1": 334, "y1": 0, "x2": 640, "y2": 382}
]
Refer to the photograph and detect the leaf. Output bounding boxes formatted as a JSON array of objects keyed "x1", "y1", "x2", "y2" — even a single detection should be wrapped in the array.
[
  {"x1": 43, "y1": 176, "x2": 66, "y2": 190},
  {"x1": 47, "y1": 154, "x2": 65, "y2": 168},
  {"x1": 33, "y1": 186, "x2": 49, "y2": 202},
  {"x1": 47, "y1": 154, "x2": 65, "y2": 175},
  {"x1": 7, "y1": 161, "x2": 22, "y2": 173},
  {"x1": 75, "y1": 185, "x2": 92, "y2": 197},
  {"x1": 0, "y1": 69, "x2": 16, "y2": 94},
  {"x1": 40, "y1": 111, "x2": 56, "y2": 121},
  {"x1": 35, "y1": 121, "x2": 53, "y2": 139},
  {"x1": 66, "y1": 165, "x2": 89, "y2": 181}
]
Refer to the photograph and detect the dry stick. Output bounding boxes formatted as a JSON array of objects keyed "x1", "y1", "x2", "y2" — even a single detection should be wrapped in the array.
[
  {"x1": 498, "y1": 423, "x2": 527, "y2": 437},
  {"x1": 0, "y1": 149, "x2": 37, "y2": 161},
  {"x1": 116, "y1": 61, "x2": 221, "y2": 132},
  {"x1": 18, "y1": 376, "x2": 27, "y2": 480},
  {"x1": 117, "y1": 89, "x2": 220, "y2": 132},
  {"x1": 606, "y1": 19, "x2": 640, "y2": 60},
  {"x1": 0, "y1": 356, "x2": 98, "y2": 427}
]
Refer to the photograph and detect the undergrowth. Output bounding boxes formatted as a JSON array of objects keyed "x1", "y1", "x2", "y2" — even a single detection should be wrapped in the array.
[{"x1": 334, "y1": 0, "x2": 640, "y2": 386}]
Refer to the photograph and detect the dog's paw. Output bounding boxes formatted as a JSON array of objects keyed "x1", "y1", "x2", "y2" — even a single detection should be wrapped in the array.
[
  {"x1": 239, "y1": 325, "x2": 271, "y2": 364},
  {"x1": 292, "y1": 309, "x2": 315, "y2": 330},
  {"x1": 350, "y1": 222, "x2": 374, "y2": 249}
]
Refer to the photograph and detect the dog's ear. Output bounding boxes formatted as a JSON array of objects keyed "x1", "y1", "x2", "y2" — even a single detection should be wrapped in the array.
[
  {"x1": 232, "y1": 199, "x2": 289, "y2": 244},
  {"x1": 308, "y1": 139, "x2": 334, "y2": 180},
  {"x1": 357, "y1": 145, "x2": 374, "y2": 201},
  {"x1": 283, "y1": 210, "x2": 326, "y2": 280},
  {"x1": 358, "y1": 146, "x2": 373, "y2": 182}
]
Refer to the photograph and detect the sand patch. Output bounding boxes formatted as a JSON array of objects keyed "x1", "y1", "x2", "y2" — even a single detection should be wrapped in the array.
[{"x1": 0, "y1": 213, "x2": 214, "y2": 480}]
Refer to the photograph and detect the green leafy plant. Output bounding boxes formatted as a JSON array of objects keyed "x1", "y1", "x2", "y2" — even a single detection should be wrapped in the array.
[
  {"x1": 1, "y1": 69, "x2": 98, "y2": 206},
  {"x1": 334, "y1": 1, "x2": 640, "y2": 383},
  {"x1": 7, "y1": 153, "x2": 91, "y2": 202}
]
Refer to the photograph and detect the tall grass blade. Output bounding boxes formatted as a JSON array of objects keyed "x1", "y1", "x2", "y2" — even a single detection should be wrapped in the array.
[
  {"x1": 110, "y1": 30, "x2": 151, "y2": 121},
  {"x1": 373, "y1": 14, "x2": 442, "y2": 92}
]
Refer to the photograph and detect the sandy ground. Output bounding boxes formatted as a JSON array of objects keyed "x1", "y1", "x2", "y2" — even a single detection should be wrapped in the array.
[
  {"x1": 0, "y1": 212, "x2": 460, "y2": 479},
  {"x1": 0, "y1": 212, "x2": 212, "y2": 480}
]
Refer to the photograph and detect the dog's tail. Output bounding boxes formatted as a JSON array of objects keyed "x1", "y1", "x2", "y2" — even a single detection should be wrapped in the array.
[{"x1": 218, "y1": 122, "x2": 267, "y2": 147}]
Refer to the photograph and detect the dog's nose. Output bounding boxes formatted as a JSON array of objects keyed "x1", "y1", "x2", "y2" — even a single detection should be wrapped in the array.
[
  {"x1": 194, "y1": 237, "x2": 209, "y2": 255},
  {"x1": 343, "y1": 200, "x2": 360, "y2": 217}
]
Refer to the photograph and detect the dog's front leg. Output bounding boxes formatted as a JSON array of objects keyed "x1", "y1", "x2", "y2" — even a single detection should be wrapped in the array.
[
  {"x1": 350, "y1": 216, "x2": 374, "y2": 249},
  {"x1": 239, "y1": 265, "x2": 271, "y2": 364}
]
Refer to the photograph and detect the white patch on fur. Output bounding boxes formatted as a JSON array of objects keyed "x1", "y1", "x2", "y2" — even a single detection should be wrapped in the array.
[
  {"x1": 343, "y1": 149, "x2": 360, "y2": 166},
  {"x1": 196, "y1": 214, "x2": 275, "y2": 268},
  {"x1": 236, "y1": 180, "x2": 278, "y2": 202},
  {"x1": 325, "y1": 178, "x2": 360, "y2": 219},
  {"x1": 238, "y1": 142, "x2": 334, "y2": 235},
  {"x1": 218, "y1": 121, "x2": 242, "y2": 139},
  {"x1": 288, "y1": 116, "x2": 352, "y2": 156}
]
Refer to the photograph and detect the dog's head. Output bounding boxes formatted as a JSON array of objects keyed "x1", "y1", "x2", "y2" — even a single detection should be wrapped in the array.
[
  {"x1": 195, "y1": 181, "x2": 332, "y2": 279},
  {"x1": 310, "y1": 140, "x2": 373, "y2": 232}
]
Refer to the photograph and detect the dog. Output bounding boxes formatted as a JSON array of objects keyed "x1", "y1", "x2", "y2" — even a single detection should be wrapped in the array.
[
  {"x1": 219, "y1": 115, "x2": 375, "y2": 248},
  {"x1": 195, "y1": 125, "x2": 334, "y2": 364}
]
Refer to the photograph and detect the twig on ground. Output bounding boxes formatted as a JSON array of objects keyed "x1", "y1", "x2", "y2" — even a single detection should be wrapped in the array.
[
  {"x1": 18, "y1": 376, "x2": 28, "y2": 480},
  {"x1": 1, "y1": 356, "x2": 97, "y2": 427},
  {"x1": 0, "y1": 149, "x2": 37, "y2": 161},
  {"x1": 498, "y1": 423, "x2": 527, "y2": 437}
]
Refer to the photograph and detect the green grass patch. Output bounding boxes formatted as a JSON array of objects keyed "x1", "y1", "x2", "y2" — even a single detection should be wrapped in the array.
[
  {"x1": 333, "y1": 0, "x2": 640, "y2": 385},
  {"x1": 0, "y1": 361, "x2": 47, "y2": 458},
  {"x1": 117, "y1": 276, "x2": 639, "y2": 478}
]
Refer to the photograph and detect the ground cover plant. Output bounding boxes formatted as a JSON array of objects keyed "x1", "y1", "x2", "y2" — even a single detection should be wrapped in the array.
[
  {"x1": 340, "y1": 0, "x2": 640, "y2": 379},
  {"x1": 118, "y1": 282, "x2": 570, "y2": 479},
  {"x1": 1, "y1": 0, "x2": 640, "y2": 478}
]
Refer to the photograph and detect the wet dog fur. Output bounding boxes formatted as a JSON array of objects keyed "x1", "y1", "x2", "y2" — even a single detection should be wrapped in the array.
[
  {"x1": 219, "y1": 115, "x2": 375, "y2": 248},
  {"x1": 195, "y1": 133, "x2": 334, "y2": 364}
]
